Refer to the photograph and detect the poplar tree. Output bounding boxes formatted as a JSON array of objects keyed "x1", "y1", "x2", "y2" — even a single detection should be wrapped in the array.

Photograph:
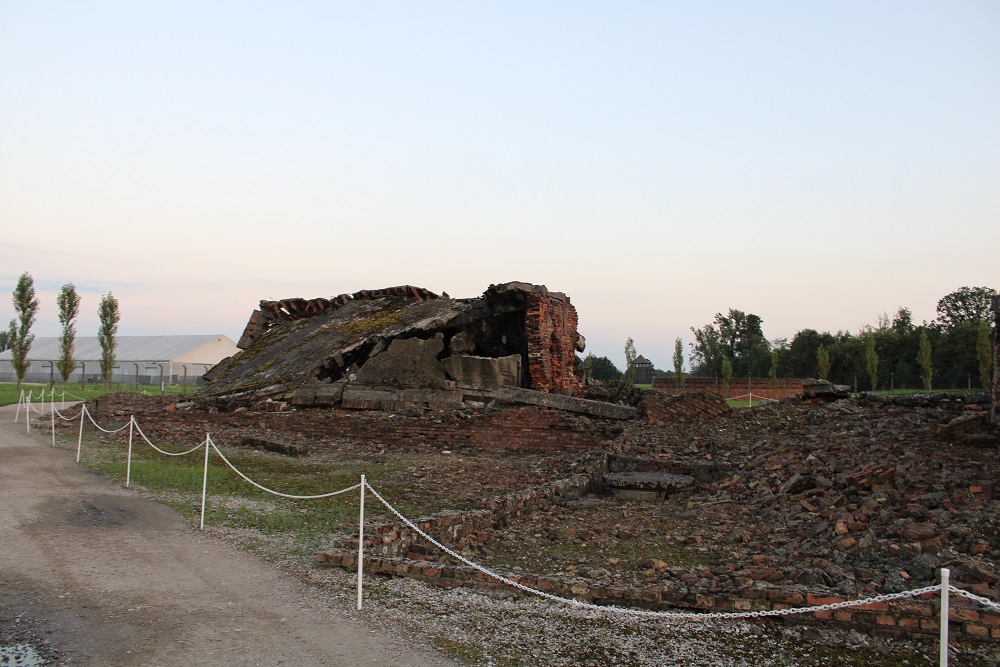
[
  {"x1": 977, "y1": 319, "x2": 993, "y2": 392},
  {"x1": 816, "y1": 344, "x2": 830, "y2": 380},
  {"x1": 624, "y1": 337, "x2": 637, "y2": 384},
  {"x1": 865, "y1": 335, "x2": 879, "y2": 391},
  {"x1": 97, "y1": 293, "x2": 120, "y2": 390},
  {"x1": 769, "y1": 348, "x2": 779, "y2": 390},
  {"x1": 721, "y1": 358, "x2": 732, "y2": 394},
  {"x1": 57, "y1": 283, "x2": 81, "y2": 387},
  {"x1": 918, "y1": 330, "x2": 933, "y2": 391},
  {"x1": 673, "y1": 337, "x2": 685, "y2": 390},
  {"x1": 8, "y1": 272, "x2": 40, "y2": 393}
]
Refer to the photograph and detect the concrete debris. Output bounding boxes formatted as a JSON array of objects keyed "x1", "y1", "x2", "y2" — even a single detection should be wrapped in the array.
[{"x1": 199, "y1": 282, "x2": 587, "y2": 411}]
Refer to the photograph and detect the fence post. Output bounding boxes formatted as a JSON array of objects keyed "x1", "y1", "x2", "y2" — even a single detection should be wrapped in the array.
[
  {"x1": 126, "y1": 417, "x2": 134, "y2": 487},
  {"x1": 76, "y1": 405, "x2": 86, "y2": 462},
  {"x1": 200, "y1": 434, "x2": 211, "y2": 530},
  {"x1": 940, "y1": 567, "x2": 950, "y2": 667},
  {"x1": 357, "y1": 474, "x2": 366, "y2": 610},
  {"x1": 25, "y1": 393, "x2": 31, "y2": 434},
  {"x1": 50, "y1": 391, "x2": 56, "y2": 447},
  {"x1": 15, "y1": 390, "x2": 24, "y2": 424}
]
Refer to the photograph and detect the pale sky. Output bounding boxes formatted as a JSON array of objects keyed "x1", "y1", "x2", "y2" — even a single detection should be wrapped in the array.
[{"x1": 1, "y1": 2, "x2": 997, "y2": 370}]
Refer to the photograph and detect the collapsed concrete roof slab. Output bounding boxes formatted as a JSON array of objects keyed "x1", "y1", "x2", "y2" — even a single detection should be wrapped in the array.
[{"x1": 198, "y1": 283, "x2": 586, "y2": 408}]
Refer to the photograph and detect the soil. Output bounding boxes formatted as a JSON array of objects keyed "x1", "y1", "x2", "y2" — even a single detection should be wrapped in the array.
[{"x1": 0, "y1": 403, "x2": 460, "y2": 667}]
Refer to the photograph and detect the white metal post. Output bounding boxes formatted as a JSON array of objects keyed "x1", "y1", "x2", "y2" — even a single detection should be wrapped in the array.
[
  {"x1": 50, "y1": 391, "x2": 56, "y2": 447},
  {"x1": 25, "y1": 394, "x2": 31, "y2": 434},
  {"x1": 15, "y1": 390, "x2": 24, "y2": 424},
  {"x1": 126, "y1": 417, "x2": 134, "y2": 487},
  {"x1": 200, "y1": 435, "x2": 211, "y2": 530},
  {"x1": 76, "y1": 405, "x2": 85, "y2": 462},
  {"x1": 940, "y1": 567, "x2": 950, "y2": 667},
  {"x1": 357, "y1": 474, "x2": 366, "y2": 610}
]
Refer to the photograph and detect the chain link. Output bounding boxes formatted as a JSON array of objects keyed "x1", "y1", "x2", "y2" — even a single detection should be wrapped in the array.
[
  {"x1": 950, "y1": 586, "x2": 1000, "y2": 612},
  {"x1": 132, "y1": 418, "x2": 205, "y2": 456},
  {"x1": 207, "y1": 436, "x2": 361, "y2": 500},
  {"x1": 364, "y1": 482, "x2": 944, "y2": 621}
]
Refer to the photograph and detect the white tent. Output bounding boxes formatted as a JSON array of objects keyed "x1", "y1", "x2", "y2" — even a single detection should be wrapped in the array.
[{"x1": 0, "y1": 335, "x2": 238, "y2": 386}]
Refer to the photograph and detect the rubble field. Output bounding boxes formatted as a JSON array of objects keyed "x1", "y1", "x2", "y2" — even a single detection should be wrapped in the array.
[{"x1": 79, "y1": 392, "x2": 998, "y2": 604}]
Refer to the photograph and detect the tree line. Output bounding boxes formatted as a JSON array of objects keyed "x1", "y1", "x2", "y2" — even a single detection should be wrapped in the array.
[
  {"x1": 2, "y1": 271, "x2": 121, "y2": 392},
  {"x1": 585, "y1": 286, "x2": 996, "y2": 392}
]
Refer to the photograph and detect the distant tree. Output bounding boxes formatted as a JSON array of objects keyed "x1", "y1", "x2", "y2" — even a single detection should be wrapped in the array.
[
  {"x1": 977, "y1": 319, "x2": 993, "y2": 392},
  {"x1": 8, "y1": 272, "x2": 40, "y2": 393},
  {"x1": 936, "y1": 286, "x2": 997, "y2": 330},
  {"x1": 769, "y1": 348, "x2": 779, "y2": 390},
  {"x1": 816, "y1": 344, "x2": 830, "y2": 380},
  {"x1": 0, "y1": 329, "x2": 8, "y2": 353},
  {"x1": 97, "y1": 293, "x2": 120, "y2": 390},
  {"x1": 57, "y1": 283, "x2": 81, "y2": 387},
  {"x1": 586, "y1": 354, "x2": 622, "y2": 383},
  {"x1": 673, "y1": 337, "x2": 685, "y2": 389},
  {"x1": 865, "y1": 335, "x2": 879, "y2": 391},
  {"x1": 892, "y1": 307, "x2": 914, "y2": 336},
  {"x1": 918, "y1": 330, "x2": 933, "y2": 391},
  {"x1": 721, "y1": 358, "x2": 732, "y2": 394},
  {"x1": 624, "y1": 337, "x2": 637, "y2": 384}
]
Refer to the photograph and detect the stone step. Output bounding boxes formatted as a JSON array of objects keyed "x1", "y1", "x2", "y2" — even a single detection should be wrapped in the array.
[{"x1": 602, "y1": 472, "x2": 696, "y2": 500}]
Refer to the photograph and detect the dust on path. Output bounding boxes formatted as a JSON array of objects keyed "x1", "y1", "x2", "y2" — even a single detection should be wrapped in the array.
[{"x1": 0, "y1": 403, "x2": 461, "y2": 666}]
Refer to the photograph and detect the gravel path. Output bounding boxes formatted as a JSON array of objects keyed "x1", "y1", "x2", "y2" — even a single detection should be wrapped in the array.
[{"x1": 0, "y1": 403, "x2": 460, "y2": 667}]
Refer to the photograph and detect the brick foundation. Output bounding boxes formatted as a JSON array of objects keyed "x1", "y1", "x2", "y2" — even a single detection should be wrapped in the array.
[
  {"x1": 652, "y1": 377, "x2": 806, "y2": 400},
  {"x1": 316, "y1": 551, "x2": 994, "y2": 642}
]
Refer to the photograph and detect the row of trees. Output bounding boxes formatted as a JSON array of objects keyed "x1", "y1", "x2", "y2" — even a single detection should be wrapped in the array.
[
  {"x1": 583, "y1": 286, "x2": 996, "y2": 392},
  {"x1": 4, "y1": 272, "x2": 120, "y2": 392},
  {"x1": 688, "y1": 287, "x2": 996, "y2": 392}
]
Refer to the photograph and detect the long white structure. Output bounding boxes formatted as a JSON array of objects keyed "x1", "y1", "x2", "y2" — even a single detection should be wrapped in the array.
[{"x1": 0, "y1": 335, "x2": 238, "y2": 386}]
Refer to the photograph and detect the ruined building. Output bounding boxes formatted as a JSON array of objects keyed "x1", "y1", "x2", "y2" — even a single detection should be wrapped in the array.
[{"x1": 198, "y1": 282, "x2": 588, "y2": 410}]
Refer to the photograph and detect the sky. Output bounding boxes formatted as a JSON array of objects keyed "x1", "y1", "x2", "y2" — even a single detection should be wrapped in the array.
[{"x1": 1, "y1": 2, "x2": 997, "y2": 371}]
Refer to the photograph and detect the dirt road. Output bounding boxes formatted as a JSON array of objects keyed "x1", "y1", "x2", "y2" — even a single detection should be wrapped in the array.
[{"x1": 0, "y1": 404, "x2": 460, "y2": 666}]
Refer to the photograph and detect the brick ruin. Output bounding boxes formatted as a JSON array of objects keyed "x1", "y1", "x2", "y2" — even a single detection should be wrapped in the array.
[
  {"x1": 130, "y1": 285, "x2": 996, "y2": 645},
  {"x1": 198, "y1": 282, "x2": 587, "y2": 410}
]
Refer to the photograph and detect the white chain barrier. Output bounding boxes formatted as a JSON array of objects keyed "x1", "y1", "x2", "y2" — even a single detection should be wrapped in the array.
[
  {"x1": 205, "y1": 435, "x2": 361, "y2": 501},
  {"x1": 131, "y1": 418, "x2": 205, "y2": 457},
  {"x1": 951, "y1": 586, "x2": 1000, "y2": 613},
  {"x1": 362, "y1": 481, "x2": 946, "y2": 621}
]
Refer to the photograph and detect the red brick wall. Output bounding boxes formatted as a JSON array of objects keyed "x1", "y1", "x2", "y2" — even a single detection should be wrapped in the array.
[
  {"x1": 652, "y1": 377, "x2": 806, "y2": 400},
  {"x1": 524, "y1": 293, "x2": 584, "y2": 395},
  {"x1": 93, "y1": 404, "x2": 617, "y2": 455}
]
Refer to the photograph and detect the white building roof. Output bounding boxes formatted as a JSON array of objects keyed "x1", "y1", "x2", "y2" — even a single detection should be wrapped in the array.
[{"x1": 0, "y1": 335, "x2": 236, "y2": 363}]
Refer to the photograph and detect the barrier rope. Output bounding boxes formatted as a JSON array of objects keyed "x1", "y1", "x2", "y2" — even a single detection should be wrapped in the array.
[
  {"x1": 132, "y1": 419, "x2": 205, "y2": 456},
  {"x1": 363, "y1": 481, "x2": 942, "y2": 620},
  {"x1": 82, "y1": 406, "x2": 131, "y2": 434},
  {"x1": 950, "y1": 586, "x2": 1000, "y2": 612},
  {"x1": 207, "y1": 436, "x2": 361, "y2": 500}
]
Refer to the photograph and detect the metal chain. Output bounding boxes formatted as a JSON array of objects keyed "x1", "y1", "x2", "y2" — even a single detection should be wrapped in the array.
[
  {"x1": 82, "y1": 405, "x2": 131, "y2": 433},
  {"x1": 364, "y1": 482, "x2": 942, "y2": 621},
  {"x1": 207, "y1": 436, "x2": 361, "y2": 500},
  {"x1": 132, "y1": 418, "x2": 205, "y2": 456},
  {"x1": 950, "y1": 586, "x2": 1000, "y2": 612}
]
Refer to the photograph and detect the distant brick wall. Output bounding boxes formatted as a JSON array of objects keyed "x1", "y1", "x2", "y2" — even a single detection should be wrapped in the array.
[
  {"x1": 640, "y1": 392, "x2": 731, "y2": 426},
  {"x1": 102, "y1": 404, "x2": 621, "y2": 455},
  {"x1": 652, "y1": 377, "x2": 806, "y2": 400},
  {"x1": 524, "y1": 292, "x2": 583, "y2": 395}
]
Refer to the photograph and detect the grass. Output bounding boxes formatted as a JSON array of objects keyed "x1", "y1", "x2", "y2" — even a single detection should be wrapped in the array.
[
  {"x1": 0, "y1": 382, "x2": 199, "y2": 407},
  {"x1": 56, "y1": 424, "x2": 443, "y2": 558}
]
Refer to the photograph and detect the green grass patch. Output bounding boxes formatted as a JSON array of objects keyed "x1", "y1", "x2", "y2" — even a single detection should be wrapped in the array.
[
  {"x1": 0, "y1": 382, "x2": 197, "y2": 407},
  {"x1": 55, "y1": 426, "x2": 439, "y2": 555}
]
